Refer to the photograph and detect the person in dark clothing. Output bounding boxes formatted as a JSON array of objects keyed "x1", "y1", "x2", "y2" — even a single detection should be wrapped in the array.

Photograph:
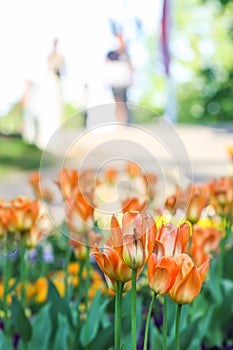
[{"x1": 106, "y1": 33, "x2": 133, "y2": 123}]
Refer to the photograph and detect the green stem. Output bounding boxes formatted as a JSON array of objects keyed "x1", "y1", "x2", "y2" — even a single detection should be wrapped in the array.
[
  {"x1": 132, "y1": 269, "x2": 137, "y2": 350},
  {"x1": 64, "y1": 245, "x2": 71, "y2": 298},
  {"x1": 175, "y1": 304, "x2": 182, "y2": 350},
  {"x1": 85, "y1": 247, "x2": 91, "y2": 345},
  {"x1": 143, "y1": 292, "x2": 156, "y2": 350},
  {"x1": 117, "y1": 282, "x2": 124, "y2": 349},
  {"x1": 76, "y1": 260, "x2": 84, "y2": 327},
  {"x1": 23, "y1": 341, "x2": 28, "y2": 350},
  {"x1": 78, "y1": 260, "x2": 84, "y2": 297},
  {"x1": 85, "y1": 247, "x2": 91, "y2": 313},
  {"x1": 41, "y1": 246, "x2": 48, "y2": 276},
  {"x1": 20, "y1": 243, "x2": 27, "y2": 308},
  {"x1": 2, "y1": 247, "x2": 10, "y2": 333},
  {"x1": 115, "y1": 282, "x2": 120, "y2": 350},
  {"x1": 163, "y1": 295, "x2": 168, "y2": 350}
]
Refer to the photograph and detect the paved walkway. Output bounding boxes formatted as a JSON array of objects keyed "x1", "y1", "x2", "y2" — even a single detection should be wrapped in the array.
[{"x1": 1, "y1": 121, "x2": 232, "y2": 200}]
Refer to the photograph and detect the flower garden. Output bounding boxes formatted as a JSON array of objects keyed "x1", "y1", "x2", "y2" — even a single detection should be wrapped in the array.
[{"x1": 0, "y1": 164, "x2": 233, "y2": 350}]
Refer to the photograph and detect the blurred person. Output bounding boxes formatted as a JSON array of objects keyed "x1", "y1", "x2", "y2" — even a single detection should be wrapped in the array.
[
  {"x1": 105, "y1": 33, "x2": 133, "y2": 123},
  {"x1": 21, "y1": 79, "x2": 39, "y2": 144},
  {"x1": 83, "y1": 83, "x2": 89, "y2": 127},
  {"x1": 37, "y1": 38, "x2": 65, "y2": 148}
]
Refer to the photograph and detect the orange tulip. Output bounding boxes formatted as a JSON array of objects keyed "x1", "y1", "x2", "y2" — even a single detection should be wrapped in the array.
[
  {"x1": 29, "y1": 172, "x2": 53, "y2": 203},
  {"x1": 55, "y1": 168, "x2": 79, "y2": 199},
  {"x1": 148, "y1": 254, "x2": 180, "y2": 295},
  {"x1": 28, "y1": 172, "x2": 40, "y2": 192},
  {"x1": 156, "y1": 222, "x2": 190, "y2": 257},
  {"x1": 66, "y1": 192, "x2": 94, "y2": 235},
  {"x1": 69, "y1": 231, "x2": 102, "y2": 261},
  {"x1": 169, "y1": 254, "x2": 209, "y2": 304},
  {"x1": 143, "y1": 172, "x2": 157, "y2": 200},
  {"x1": 190, "y1": 225, "x2": 222, "y2": 266},
  {"x1": 9, "y1": 197, "x2": 39, "y2": 233},
  {"x1": 118, "y1": 212, "x2": 156, "y2": 270},
  {"x1": 91, "y1": 245, "x2": 132, "y2": 283},
  {"x1": 0, "y1": 200, "x2": 11, "y2": 237},
  {"x1": 104, "y1": 167, "x2": 118, "y2": 184},
  {"x1": 122, "y1": 197, "x2": 147, "y2": 214},
  {"x1": 126, "y1": 162, "x2": 141, "y2": 177},
  {"x1": 165, "y1": 184, "x2": 209, "y2": 222},
  {"x1": 25, "y1": 225, "x2": 44, "y2": 248},
  {"x1": 186, "y1": 185, "x2": 209, "y2": 223},
  {"x1": 165, "y1": 185, "x2": 195, "y2": 214},
  {"x1": 164, "y1": 186, "x2": 181, "y2": 213},
  {"x1": 104, "y1": 274, "x2": 132, "y2": 293},
  {"x1": 208, "y1": 176, "x2": 233, "y2": 216}
]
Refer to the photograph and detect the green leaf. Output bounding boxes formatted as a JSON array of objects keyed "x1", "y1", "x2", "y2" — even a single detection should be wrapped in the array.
[
  {"x1": 223, "y1": 245, "x2": 233, "y2": 280},
  {"x1": 80, "y1": 291, "x2": 109, "y2": 347},
  {"x1": 47, "y1": 281, "x2": 73, "y2": 326},
  {"x1": 206, "y1": 259, "x2": 223, "y2": 305},
  {"x1": 46, "y1": 281, "x2": 74, "y2": 348},
  {"x1": 120, "y1": 342, "x2": 126, "y2": 350},
  {"x1": 10, "y1": 296, "x2": 32, "y2": 343},
  {"x1": 179, "y1": 304, "x2": 189, "y2": 331},
  {"x1": 166, "y1": 297, "x2": 176, "y2": 338},
  {"x1": 150, "y1": 323, "x2": 163, "y2": 350},
  {"x1": 205, "y1": 278, "x2": 233, "y2": 347},
  {"x1": 136, "y1": 295, "x2": 143, "y2": 339},
  {"x1": 0, "y1": 330, "x2": 14, "y2": 350},
  {"x1": 52, "y1": 314, "x2": 69, "y2": 350},
  {"x1": 88, "y1": 325, "x2": 114, "y2": 350},
  {"x1": 121, "y1": 292, "x2": 131, "y2": 335},
  {"x1": 58, "y1": 222, "x2": 71, "y2": 245},
  {"x1": 167, "y1": 317, "x2": 201, "y2": 350},
  {"x1": 28, "y1": 303, "x2": 51, "y2": 350}
]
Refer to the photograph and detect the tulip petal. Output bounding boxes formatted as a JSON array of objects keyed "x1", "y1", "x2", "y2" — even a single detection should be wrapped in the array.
[
  {"x1": 122, "y1": 233, "x2": 144, "y2": 269},
  {"x1": 159, "y1": 223, "x2": 177, "y2": 256},
  {"x1": 122, "y1": 212, "x2": 142, "y2": 237},
  {"x1": 147, "y1": 254, "x2": 157, "y2": 282},
  {"x1": 107, "y1": 215, "x2": 123, "y2": 254},
  {"x1": 149, "y1": 267, "x2": 171, "y2": 294},
  {"x1": 170, "y1": 266, "x2": 201, "y2": 304},
  {"x1": 177, "y1": 222, "x2": 190, "y2": 254},
  {"x1": 198, "y1": 259, "x2": 210, "y2": 284},
  {"x1": 154, "y1": 240, "x2": 165, "y2": 260}
]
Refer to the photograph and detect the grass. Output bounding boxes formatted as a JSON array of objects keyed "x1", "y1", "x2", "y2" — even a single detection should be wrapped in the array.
[{"x1": 0, "y1": 136, "x2": 54, "y2": 178}]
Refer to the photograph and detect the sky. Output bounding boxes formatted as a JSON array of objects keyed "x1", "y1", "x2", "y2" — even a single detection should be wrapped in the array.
[{"x1": 0, "y1": 0, "x2": 161, "y2": 114}]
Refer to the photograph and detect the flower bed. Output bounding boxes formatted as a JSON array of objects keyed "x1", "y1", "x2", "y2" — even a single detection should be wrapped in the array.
[{"x1": 0, "y1": 165, "x2": 232, "y2": 349}]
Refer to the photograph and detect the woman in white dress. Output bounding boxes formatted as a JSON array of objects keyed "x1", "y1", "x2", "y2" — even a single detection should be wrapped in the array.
[{"x1": 37, "y1": 39, "x2": 65, "y2": 149}]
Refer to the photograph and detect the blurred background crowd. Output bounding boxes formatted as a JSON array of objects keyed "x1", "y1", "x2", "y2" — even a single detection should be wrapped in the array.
[
  {"x1": 1, "y1": 0, "x2": 233, "y2": 135},
  {"x1": 0, "y1": 0, "x2": 233, "y2": 182}
]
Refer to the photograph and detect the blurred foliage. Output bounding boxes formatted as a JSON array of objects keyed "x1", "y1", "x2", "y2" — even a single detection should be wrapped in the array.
[
  {"x1": 0, "y1": 136, "x2": 53, "y2": 178},
  {"x1": 0, "y1": 103, "x2": 22, "y2": 135},
  {"x1": 176, "y1": 0, "x2": 233, "y2": 123},
  {"x1": 63, "y1": 104, "x2": 85, "y2": 128},
  {"x1": 140, "y1": 0, "x2": 233, "y2": 124},
  {"x1": 1, "y1": 0, "x2": 233, "y2": 128},
  {"x1": 0, "y1": 103, "x2": 84, "y2": 136}
]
